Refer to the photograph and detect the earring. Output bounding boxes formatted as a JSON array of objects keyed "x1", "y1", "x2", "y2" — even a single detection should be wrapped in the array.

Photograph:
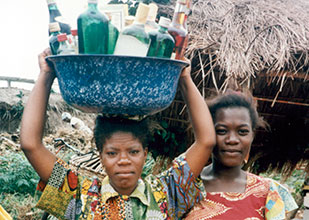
[{"x1": 244, "y1": 152, "x2": 250, "y2": 164}]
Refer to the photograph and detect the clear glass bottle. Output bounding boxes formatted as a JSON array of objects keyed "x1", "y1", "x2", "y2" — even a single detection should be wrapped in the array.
[
  {"x1": 168, "y1": 0, "x2": 191, "y2": 60},
  {"x1": 57, "y1": 33, "x2": 75, "y2": 55},
  {"x1": 147, "y1": 17, "x2": 175, "y2": 58},
  {"x1": 77, "y1": 0, "x2": 109, "y2": 54},
  {"x1": 114, "y1": 3, "x2": 150, "y2": 56},
  {"x1": 46, "y1": 0, "x2": 71, "y2": 35},
  {"x1": 70, "y1": 29, "x2": 78, "y2": 54},
  {"x1": 49, "y1": 22, "x2": 61, "y2": 55},
  {"x1": 145, "y1": 3, "x2": 159, "y2": 33}
]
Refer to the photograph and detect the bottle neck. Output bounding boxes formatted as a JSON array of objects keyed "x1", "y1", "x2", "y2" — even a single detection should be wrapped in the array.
[
  {"x1": 51, "y1": 31, "x2": 61, "y2": 36},
  {"x1": 133, "y1": 20, "x2": 146, "y2": 26},
  {"x1": 171, "y1": 3, "x2": 189, "y2": 26},
  {"x1": 88, "y1": 3, "x2": 98, "y2": 10},
  {"x1": 172, "y1": 12, "x2": 187, "y2": 27},
  {"x1": 159, "y1": 26, "x2": 168, "y2": 33},
  {"x1": 48, "y1": 3, "x2": 58, "y2": 11}
]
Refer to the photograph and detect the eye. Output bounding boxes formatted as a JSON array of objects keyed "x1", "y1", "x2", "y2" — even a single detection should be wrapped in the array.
[
  {"x1": 216, "y1": 128, "x2": 227, "y2": 135},
  {"x1": 106, "y1": 151, "x2": 117, "y2": 156},
  {"x1": 238, "y1": 129, "x2": 249, "y2": 135},
  {"x1": 130, "y1": 150, "x2": 140, "y2": 155}
]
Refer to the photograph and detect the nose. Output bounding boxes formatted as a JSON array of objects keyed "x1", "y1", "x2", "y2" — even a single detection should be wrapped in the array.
[
  {"x1": 225, "y1": 131, "x2": 239, "y2": 144},
  {"x1": 117, "y1": 152, "x2": 131, "y2": 165}
]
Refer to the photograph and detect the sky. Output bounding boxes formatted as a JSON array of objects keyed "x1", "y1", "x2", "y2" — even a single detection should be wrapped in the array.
[{"x1": 0, "y1": 0, "x2": 109, "y2": 89}]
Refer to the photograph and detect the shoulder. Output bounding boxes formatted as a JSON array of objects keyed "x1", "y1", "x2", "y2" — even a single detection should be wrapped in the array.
[
  {"x1": 145, "y1": 153, "x2": 202, "y2": 194},
  {"x1": 261, "y1": 176, "x2": 299, "y2": 217}
]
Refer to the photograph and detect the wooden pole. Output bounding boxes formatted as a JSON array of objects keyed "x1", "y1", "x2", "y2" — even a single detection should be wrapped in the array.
[{"x1": 254, "y1": 97, "x2": 309, "y2": 107}]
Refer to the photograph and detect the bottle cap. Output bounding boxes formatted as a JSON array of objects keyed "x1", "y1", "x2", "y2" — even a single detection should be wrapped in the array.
[
  {"x1": 147, "y1": 3, "x2": 158, "y2": 22},
  {"x1": 49, "y1": 22, "x2": 61, "y2": 32},
  {"x1": 57, "y1": 33, "x2": 68, "y2": 42},
  {"x1": 134, "y1": 3, "x2": 150, "y2": 24},
  {"x1": 88, "y1": 0, "x2": 98, "y2": 4},
  {"x1": 71, "y1": 29, "x2": 77, "y2": 36},
  {"x1": 158, "y1": 17, "x2": 171, "y2": 28},
  {"x1": 46, "y1": 0, "x2": 56, "y2": 5}
]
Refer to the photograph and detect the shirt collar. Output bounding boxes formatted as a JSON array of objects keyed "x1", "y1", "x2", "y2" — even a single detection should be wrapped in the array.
[{"x1": 101, "y1": 176, "x2": 150, "y2": 206}]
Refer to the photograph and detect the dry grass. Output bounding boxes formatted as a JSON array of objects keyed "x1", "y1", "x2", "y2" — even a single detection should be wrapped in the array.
[{"x1": 186, "y1": 0, "x2": 309, "y2": 90}]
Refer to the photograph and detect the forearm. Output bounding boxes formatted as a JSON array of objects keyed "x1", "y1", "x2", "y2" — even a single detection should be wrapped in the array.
[
  {"x1": 20, "y1": 72, "x2": 55, "y2": 149},
  {"x1": 180, "y1": 75, "x2": 215, "y2": 177}
]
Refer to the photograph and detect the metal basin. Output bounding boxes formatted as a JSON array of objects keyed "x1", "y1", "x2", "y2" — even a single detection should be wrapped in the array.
[{"x1": 46, "y1": 54, "x2": 188, "y2": 116}]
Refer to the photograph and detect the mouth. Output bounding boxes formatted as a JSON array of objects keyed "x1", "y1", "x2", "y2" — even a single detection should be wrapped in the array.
[
  {"x1": 115, "y1": 171, "x2": 135, "y2": 177},
  {"x1": 221, "y1": 149, "x2": 242, "y2": 155}
]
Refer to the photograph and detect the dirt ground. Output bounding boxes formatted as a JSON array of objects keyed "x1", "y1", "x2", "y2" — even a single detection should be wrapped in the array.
[{"x1": 0, "y1": 87, "x2": 96, "y2": 134}]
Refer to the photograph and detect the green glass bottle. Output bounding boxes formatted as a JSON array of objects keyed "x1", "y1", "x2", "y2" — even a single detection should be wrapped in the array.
[
  {"x1": 147, "y1": 17, "x2": 175, "y2": 58},
  {"x1": 107, "y1": 21, "x2": 119, "y2": 54},
  {"x1": 77, "y1": 0, "x2": 109, "y2": 54},
  {"x1": 49, "y1": 22, "x2": 61, "y2": 55},
  {"x1": 46, "y1": 0, "x2": 71, "y2": 35},
  {"x1": 114, "y1": 3, "x2": 150, "y2": 56}
]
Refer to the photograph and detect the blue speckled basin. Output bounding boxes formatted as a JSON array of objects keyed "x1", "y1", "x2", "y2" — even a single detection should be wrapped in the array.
[{"x1": 46, "y1": 54, "x2": 188, "y2": 115}]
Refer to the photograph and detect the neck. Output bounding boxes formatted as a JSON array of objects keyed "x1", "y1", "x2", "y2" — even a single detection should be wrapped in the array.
[{"x1": 211, "y1": 160, "x2": 244, "y2": 180}]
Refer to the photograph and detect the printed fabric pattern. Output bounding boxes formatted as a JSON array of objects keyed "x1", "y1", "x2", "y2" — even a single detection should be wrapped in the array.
[
  {"x1": 184, "y1": 172, "x2": 298, "y2": 220},
  {"x1": 35, "y1": 154, "x2": 202, "y2": 220}
]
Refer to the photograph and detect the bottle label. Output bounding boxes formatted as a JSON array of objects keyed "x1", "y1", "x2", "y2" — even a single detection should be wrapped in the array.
[
  {"x1": 175, "y1": 35, "x2": 188, "y2": 60},
  {"x1": 54, "y1": 16, "x2": 69, "y2": 24},
  {"x1": 114, "y1": 34, "x2": 149, "y2": 56}
]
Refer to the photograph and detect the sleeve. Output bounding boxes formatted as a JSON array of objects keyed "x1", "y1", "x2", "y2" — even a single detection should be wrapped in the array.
[
  {"x1": 265, "y1": 178, "x2": 298, "y2": 220},
  {"x1": 35, "y1": 158, "x2": 85, "y2": 220},
  {"x1": 156, "y1": 153, "x2": 203, "y2": 219}
]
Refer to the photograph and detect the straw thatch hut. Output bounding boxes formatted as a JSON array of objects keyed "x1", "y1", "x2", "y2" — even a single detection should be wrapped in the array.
[{"x1": 154, "y1": 0, "x2": 309, "y2": 176}]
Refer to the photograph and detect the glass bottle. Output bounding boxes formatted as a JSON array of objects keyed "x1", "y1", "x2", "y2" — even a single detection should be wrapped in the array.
[
  {"x1": 114, "y1": 3, "x2": 150, "y2": 56},
  {"x1": 49, "y1": 22, "x2": 61, "y2": 55},
  {"x1": 107, "y1": 22, "x2": 119, "y2": 54},
  {"x1": 145, "y1": 3, "x2": 159, "y2": 33},
  {"x1": 77, "y1": 0, "x2": 109, "y2": 54},
  {"x1": 57, "y1": 33, "x2": 75, "y2": 55},
  {"x1": 147, "y1": 17, "x2": 175, "y2": 58},
  {"x1": 168, "y1": 0, "x2": 191, "y2": 60},
  {"x1": 70, "y1": 29, "x2": 78, "y2": 54},
  {"x1": 46, "y1": 0, "x2": 71, "y2": 35}
]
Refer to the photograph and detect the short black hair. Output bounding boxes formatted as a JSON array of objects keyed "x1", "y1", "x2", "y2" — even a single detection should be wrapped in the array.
[
  {"x1": 94, "y1": 115, "x2": 151, "y2": 152},
  {"x1": 207, "y1": 90, "x2": 265, "y2": 130}
]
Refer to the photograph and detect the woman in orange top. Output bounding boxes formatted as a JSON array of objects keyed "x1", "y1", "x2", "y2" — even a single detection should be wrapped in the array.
[{"x1": 185, "y1": 91, "x2": 298, "y2": 220}]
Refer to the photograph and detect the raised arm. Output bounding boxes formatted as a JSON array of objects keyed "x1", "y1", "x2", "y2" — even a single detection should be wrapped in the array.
[
  {"x1": 180, "y1": 58, "x2": 216, "y2": 178},
  {"x1": 20, "y1": 48, "x2": 57, "y2": 182}
]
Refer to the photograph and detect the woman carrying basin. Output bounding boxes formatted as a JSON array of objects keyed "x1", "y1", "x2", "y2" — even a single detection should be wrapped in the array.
[{"x1": 20, "y1": 48, "x2": 216, "y2": 219}]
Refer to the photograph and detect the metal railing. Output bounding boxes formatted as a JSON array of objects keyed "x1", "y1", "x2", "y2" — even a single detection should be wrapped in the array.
[{"x1": 0, "y1": 76, "x2": 35, "y2": 88}]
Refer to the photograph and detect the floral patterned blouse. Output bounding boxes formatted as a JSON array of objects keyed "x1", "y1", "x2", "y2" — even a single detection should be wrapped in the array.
[
  {"x1": 35, "y1": 154, "x2": 202, "y2": 220},
  {"x1": 184, "y1": 172, "x2": 298, "y2": 220}
]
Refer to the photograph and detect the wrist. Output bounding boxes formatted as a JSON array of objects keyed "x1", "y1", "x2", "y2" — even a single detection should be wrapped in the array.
[
  {"x1": 179, "y1": 74, "x2": 192, "y2": 85},
  {"x1": 38, "y1": 71, "x2": 56, "y2": 86}
]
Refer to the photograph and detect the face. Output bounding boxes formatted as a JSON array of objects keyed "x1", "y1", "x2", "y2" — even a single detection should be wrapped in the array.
[
  {"x1": 100, "y1": 132, "x2": 147, "y2": 195},
  {"x1": 213, "y1": 107, "x2": 254, "y2": 168}
]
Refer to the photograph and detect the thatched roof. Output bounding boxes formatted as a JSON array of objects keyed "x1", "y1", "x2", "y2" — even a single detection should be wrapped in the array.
[
  {"x1": 155, "y1": 0, "x2": 309, "y2": 176},
  {"x1": 187, "y1": 0, "x2": 309, "y2": 88}
]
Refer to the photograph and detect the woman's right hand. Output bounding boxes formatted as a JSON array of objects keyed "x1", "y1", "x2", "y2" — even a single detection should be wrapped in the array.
[{"x1": 38, "y1": 48, "x2": 56, "y2": 79}]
